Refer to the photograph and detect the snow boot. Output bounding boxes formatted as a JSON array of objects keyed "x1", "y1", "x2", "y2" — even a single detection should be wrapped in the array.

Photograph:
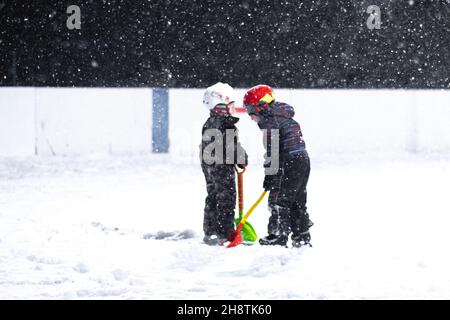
[
  {"x1": 291, "y1": 210, "x2": 313, "y2": 248},
  {"x1": 259, "y1": 234, "x2": 288, "y2": 247},
  {"x1": 291, "y1": 231, "x2": 312, "y2": 248},
  {"x1": 203, "y1": 234, "x2": 227, "y2": 246}
]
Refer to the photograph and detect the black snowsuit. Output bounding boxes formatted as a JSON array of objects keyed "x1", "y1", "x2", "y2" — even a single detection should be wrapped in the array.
[
  {"x1": 258, "y1": 102, "x2": 312, "y2": 242},
  {"x1": 266, "y1": 155, "x2": 311, "y2": 241},
  {"x1": 200, "y1": 111, "x2": 248, "y2": 239}
]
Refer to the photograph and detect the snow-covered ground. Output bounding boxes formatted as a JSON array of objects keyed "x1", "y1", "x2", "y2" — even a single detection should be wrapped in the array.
[{"x1": 1, "y1": 154, "x2": 450, "y2": 299}]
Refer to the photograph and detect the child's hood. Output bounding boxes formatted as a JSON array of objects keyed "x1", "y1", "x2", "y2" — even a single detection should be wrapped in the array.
[{"x1": 267, "y1": 102, "x2": 295, "y2": 119}]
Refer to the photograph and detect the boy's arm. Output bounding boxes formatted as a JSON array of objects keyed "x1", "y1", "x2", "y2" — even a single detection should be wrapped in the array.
[
  {"x1": 260, "y1": 118, "x2": 281, "y2": 190},
  {"x1": 234, "y1": 127, "x2": 248, "y2": 167},
  {"x1": 259, "y1": 118, "x2": 278, "y2": 168},
  {"x1": 235, "y1": 141, "x2": 248, "y2": 167}
]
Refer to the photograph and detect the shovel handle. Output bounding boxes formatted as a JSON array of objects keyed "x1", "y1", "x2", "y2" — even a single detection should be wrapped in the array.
[
  {"x1": 235, "y1": 166, "x2": 246, "y2": 174},
  {"x1": 240, "y1": 190, "x2": 267, "y2": 225},
  {"x1": 237, "y1": 170, "x2": 244, "y2": 212}
]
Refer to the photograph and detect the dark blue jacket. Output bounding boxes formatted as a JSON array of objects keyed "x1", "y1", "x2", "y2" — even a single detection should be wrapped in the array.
[{"x1": 257, "y1": 101, "x2": 307, "y2": 166}]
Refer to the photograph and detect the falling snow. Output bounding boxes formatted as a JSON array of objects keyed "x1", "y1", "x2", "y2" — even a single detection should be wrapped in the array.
[{"x1": 0, "y1": 1, "x2": 449, "y2": 88}]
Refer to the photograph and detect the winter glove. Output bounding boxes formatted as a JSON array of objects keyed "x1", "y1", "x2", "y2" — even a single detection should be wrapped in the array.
[{"x1": 263, "y1": 175, "x2": 273, "y2": 191}]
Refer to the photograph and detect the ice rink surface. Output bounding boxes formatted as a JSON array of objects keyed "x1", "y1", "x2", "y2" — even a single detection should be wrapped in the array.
[{"x1": 1, "y1": 153, "x2": 450, "y2": 299}]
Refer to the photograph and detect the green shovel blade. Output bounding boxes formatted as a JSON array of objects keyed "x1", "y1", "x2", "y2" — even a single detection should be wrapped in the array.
[{"x1": 234, "y1": 215, "x2": 258, "y2": 242}]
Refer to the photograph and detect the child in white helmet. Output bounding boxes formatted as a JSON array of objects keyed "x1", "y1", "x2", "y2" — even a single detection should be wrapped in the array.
[{"x1": 200, "y1": 82, "x2": 248, "y2": 245}]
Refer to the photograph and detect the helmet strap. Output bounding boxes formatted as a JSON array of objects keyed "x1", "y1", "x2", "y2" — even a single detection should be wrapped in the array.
[{"x1": 255, "y1": 102, "x2": 269, "y2": 113}]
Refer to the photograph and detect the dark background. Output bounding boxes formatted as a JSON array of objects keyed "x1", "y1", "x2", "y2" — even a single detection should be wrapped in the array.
[{"x1": 1, "y1": 0, "x2": 449, "y2": 88}]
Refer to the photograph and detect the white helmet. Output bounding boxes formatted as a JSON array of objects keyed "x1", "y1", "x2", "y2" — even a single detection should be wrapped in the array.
[{"x1": 203, "y1": 82, "x2": 236, "y2": 115}]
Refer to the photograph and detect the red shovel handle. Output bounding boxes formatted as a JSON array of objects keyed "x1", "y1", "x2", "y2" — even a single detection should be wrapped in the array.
[
  {"x1": 235, "y1": 166, "x2": 245, "y2": 212},
  {"x1": 234, "y1": 166, "x2": 246, "y2": 174},
  {"x1": 237, "y1": 171, "x2": 244, "y2": 211}
]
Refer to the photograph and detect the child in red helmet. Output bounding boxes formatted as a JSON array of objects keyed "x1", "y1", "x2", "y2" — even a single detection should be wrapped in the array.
[{"x1": 243, "y1": 84, "x2": 313, "y2": 248}]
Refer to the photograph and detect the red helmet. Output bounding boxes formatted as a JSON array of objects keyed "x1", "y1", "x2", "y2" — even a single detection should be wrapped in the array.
[
  {"x1": 243, "y1": 85, "x2": 274, "y2": 114},
  {"x1": 243, "y1": 85, "x2": 274, "y2": 105}
]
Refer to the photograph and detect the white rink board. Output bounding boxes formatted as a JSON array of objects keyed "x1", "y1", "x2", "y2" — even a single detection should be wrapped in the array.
[
  {"x1": 35, "y1": 88, "x2": 152, "y2": 156},
  {"x1": 1, "y1": 88, "x2": 450, "y2": 158},
  {"x1": 0, "y1": 88, "x2": 36, "y2": 157}
]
